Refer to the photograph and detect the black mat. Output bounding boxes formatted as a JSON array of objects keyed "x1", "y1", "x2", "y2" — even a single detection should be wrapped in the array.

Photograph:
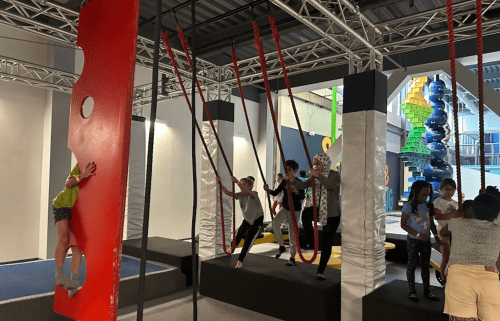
[
  {"x1": 0, "y1": 267, "x2": 185, "y2": 321},
  {"x1": 122, "y1": 237, "x2": 197, "y2": 286},
  {"x1": 200, "y1": 253, "x2": 341, "y2": 321},
  {"x1": 362, "y1": 280, "x2": 448, "y2": 321}
]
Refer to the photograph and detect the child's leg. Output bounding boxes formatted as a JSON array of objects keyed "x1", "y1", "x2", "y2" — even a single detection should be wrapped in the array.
[
  {"x1": 55, "y1": 219, "x2": 71, "y2": 268},
  {"x1": 301, "y1": 207, "x2": 314, "y2": 247},
  {"x1": 287, "y1": 210, "x2": 300, "y2": 259},
  {"x1": 419, "y1": 241, "x2": 432, "y2": 293},
  {"x1": 272, "y1": 208, "x2": 288, "y2": 247},
  {"x1": 406, "y1": 236, "x2": 420, "y2": 293},
  {"x1": 317, "y1": 217, "x2": 340, "y2": 274},
  {"x1": 237, "y1": 217, "x2": 263, "y2": 265},
  {"x1": 70, "y1": 246, "x2": 82, "y2": 275},
  {"x1": 235, "y1": 220, "x2": 251, "y2": 248},
  {"x1": 440, "y1": 242, "x2": 450, "y2": 281}
]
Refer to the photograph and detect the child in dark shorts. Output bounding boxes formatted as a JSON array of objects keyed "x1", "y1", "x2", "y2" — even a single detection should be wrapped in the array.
[{"x1": 52, "y1": 161, "x2": 95, "y2": 296}]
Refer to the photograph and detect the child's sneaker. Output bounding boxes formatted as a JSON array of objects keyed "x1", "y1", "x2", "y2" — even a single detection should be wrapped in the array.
[
  {"x1": 275, "y1": 246, "x2": 286, "y2": 258},
  {"x1": 317, "y1": 273, "x2": 326, "y2": 280},
  {"x1": 285, "y1": 258, "x2": 295, "y2": 266}
]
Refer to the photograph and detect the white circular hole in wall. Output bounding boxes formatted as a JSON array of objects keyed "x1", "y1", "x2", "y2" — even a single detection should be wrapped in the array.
[{"x1": 81, "y1": 96, "x2": 94, "y2": 119}]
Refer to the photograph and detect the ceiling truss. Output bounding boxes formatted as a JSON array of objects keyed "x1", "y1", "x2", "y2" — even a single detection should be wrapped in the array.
[{"x1": 1, "y1": 0, "x2": 500, "y2": 109}]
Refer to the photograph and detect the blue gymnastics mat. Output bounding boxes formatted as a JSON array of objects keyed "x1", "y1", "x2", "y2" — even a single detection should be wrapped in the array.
[{"x1": 0, "y1": 256, "x2": 167, "y2": 302}]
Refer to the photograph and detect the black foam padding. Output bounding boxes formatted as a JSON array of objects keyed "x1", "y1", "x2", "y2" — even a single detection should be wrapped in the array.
[
  {"x1": 200, "y1": 254, "x2": 341, "y2": 321},
  {"x1": 117, "y1": 267, "x2": 185, "y2": 308},
  {"x1": 362, "y1": 280, "x2": 448, "y2": 321},
  {"x1": 343, "y1": 69, "x2": 387, "y2": 114},
  {"x1": 122, "y1": 237, "x2": 198, "y2": 286},
  {"x1": 202, "y1": 100, "x2": 234, "y2": 122},
  {"x1": 0, "y1": 268, "x2": 185, "y2": 321}
]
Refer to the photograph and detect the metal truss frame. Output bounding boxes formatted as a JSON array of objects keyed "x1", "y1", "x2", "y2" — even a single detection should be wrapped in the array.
[
  {"x1": 0, "y1": 54, "x2": 77, "y2": 92},
  {"x1": 2, "y1": 0, "x2": 500, "y2": 107},
  {"x1": 0, "y1": 0, "x2": 227, "y2": 105},
  {"x1": 219, "y1": 0, "x2": 500, "y2": 88}
]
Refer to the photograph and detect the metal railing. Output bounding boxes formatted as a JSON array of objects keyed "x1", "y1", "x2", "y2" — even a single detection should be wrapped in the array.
[{"x1": 448, "y1": 132, "x2": 500, "y2": 165}]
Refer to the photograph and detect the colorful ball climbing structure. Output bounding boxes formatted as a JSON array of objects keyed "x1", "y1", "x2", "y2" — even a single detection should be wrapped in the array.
[
  {"x1": 399, "y1": 77, "x2": 434, "y2": 198},
  {"x1": 423, "y1": 78, "x2": 453, "y2": 200}
]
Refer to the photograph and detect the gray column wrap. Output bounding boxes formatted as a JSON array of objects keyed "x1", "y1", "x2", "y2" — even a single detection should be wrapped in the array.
[
  {"x1": 341, "y1": 110, "x2": 386, "y2": 321},
  {"x1": 199, "y1": 120, "x2": 234, "y2": 261},
  {"x1": 126, "y1": 119, "x2": 146, "y2": 240}
]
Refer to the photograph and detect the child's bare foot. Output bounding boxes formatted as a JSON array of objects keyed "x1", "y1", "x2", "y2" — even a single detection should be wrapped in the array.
[{"x1": 235, "y1": 260, "x2": 243, "y2": 268}]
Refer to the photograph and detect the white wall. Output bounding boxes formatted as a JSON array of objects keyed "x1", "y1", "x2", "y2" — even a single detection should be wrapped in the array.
[
  {"x1": 461, "y1": 112, "x2": 500, "y2": 132},
  {"x1": 452, "y1": 165, "x2": 500, "y2": 200},
  {"x1": 280, "y1": 96, "x2": 332, "y2": 137},
  {"x1": 141, "y1": 93, "x2": 260, "y2": 240},
  {"x1": 0, "y1": 24, "x2": 53, "y2": 263},
  {"x1": 0, "y1": 81, "x2": 46, "y2": 262}
]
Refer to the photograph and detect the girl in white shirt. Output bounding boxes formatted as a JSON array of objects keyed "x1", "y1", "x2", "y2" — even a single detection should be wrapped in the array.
[{"x1": 433, "y1": 178, "x2": 460, "y2": 282}]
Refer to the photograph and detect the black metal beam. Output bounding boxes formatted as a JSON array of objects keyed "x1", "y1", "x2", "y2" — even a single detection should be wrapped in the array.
[
  {"x1": 138, "y1": 0, "x2": 201, "y2": 28},
  {"x1": 182, "y1": 0, "x2": 268, "y2": 33}
]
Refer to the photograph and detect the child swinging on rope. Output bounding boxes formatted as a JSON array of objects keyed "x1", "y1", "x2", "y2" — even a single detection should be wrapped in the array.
[
  {"x1": 217, "y1": 175, "x2": 264, "y2": 269},
  {"x1": 292, "y1": 152, "x2": 341, "y2": 280},
  {"x1": 433, "y1": 178, "x2": 460, "y2": 283},
  {"x1": 52, "y1": 161, "x2": 96, "y2": 296},
  {"x1": 264, "y1": 159, "x2": 304, "y2": 266}
]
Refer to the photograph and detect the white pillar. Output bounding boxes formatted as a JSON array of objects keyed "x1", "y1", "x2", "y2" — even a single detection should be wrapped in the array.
[
  {"x1": 199, "y1": 100, "x2": 235, "y2": 261},
  {"x1": 341, "y1": 70, "x2": 387, "y2": 321}
]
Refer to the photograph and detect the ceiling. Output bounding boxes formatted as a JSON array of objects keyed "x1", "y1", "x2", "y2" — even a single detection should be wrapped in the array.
[{"x1": 2, "y1": 0, "x2": 500, "y2": 107}]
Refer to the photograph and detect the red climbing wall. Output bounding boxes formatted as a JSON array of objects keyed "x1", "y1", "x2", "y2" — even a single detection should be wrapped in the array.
[{"x1": 53, "y1": 0, "x2": 140, "y2": 320}]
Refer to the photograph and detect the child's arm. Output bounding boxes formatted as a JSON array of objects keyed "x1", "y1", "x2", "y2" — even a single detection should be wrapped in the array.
[
  {"x1": 401, "y1": 213, "x2": 429, "y2": 241},
  {"x1": 434, "y1": 208, "x2": 458, "y2": 220},
  {"x1": 440, "y1": 224, "x2": 451, "y2": 237},
  {"x1": 216, "y1": 176, "x2": 233, "y2": 197},
  {"x1": 232, "y1": 176, "x2": 252, "y2": 197},
  {"x1": 295, "y1": 186, "x2": 305, "y2": 200},
  {"x1": 430, "y1": 218, "x2": 443, "y2": 246},
  {"x1": 264, "y1": 180, "x2": 284, "y2": 196},
  {"x1": 291, "y1": 177, "x2": 312, "y2": 190},
  {"x1": 66, "y1": 162, "x2": 96, "y2": 189},
  {"x1": 313, "y1": 170, "x2": 340, "y2": 189}
]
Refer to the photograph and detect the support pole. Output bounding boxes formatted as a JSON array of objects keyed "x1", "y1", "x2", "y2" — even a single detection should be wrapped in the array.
[
  {"x1": 137, "y1": 0, "x2": 161, "y2": 319},
  {"x1": 190, "y1": 0, "x2": 198, "y2": 319}
]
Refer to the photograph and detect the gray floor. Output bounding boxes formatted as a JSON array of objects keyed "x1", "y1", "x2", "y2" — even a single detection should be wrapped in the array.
[{"x1": 117, "y1": 241, "x2": 441, "y2": 321}]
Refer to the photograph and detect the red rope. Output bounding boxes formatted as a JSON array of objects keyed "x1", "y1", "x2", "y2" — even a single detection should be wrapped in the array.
[
  {"x1": 162, "y1": 30, "x2": 236, "y2": 254},
  {"x1": 253, "y1": 20, "x2": 316, "y2": 264},
  {"x1": 230, "y1": 49, "x2": 275, "y2": 219},
  {"x1": 446, "y1": 0, "x2": 463, "y2": 209},
  {"x1": 268, "y1": 15, "x2": 319, "y2": 262},
  {"x1": 476, "y1": 0, "x2": 486, "y2": 192}
]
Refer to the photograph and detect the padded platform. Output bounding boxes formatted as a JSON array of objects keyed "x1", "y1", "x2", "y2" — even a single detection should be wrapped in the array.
[
  {"x1": 122, "y1": 237, "x2": 197, "y2": 286},
  {"x1": 362, "y1": 280, "x2": 447, "y2": 321},
  {"x1": 200, "y1": 253, "x2": 341, "y2": 321},
  {"x1": 0, "y1": 263, "x2": 185, "y2": 321}
]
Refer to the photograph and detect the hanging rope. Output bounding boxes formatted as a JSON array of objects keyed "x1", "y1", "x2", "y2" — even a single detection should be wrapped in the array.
[
  {"x1": 446, "y1": 0, "x2": 463, "y2": 209},
  {"x1": 268, "y1": 14, "x2": 320, "y2": 260},
  {"x1": 253, "y1": 19, "x2": 318, "y2": 264},
  {"x1": 475, "y1": 0, "x2": 486, "y2": 192},
  {"x1": 176, "y1": 25, "x2": 238, "y2": 255},
  {"x1": 230, "y1": 49, "x2": 275, "y2": 219},
  {"x1": 162, "y1": 30, "x2": 237, "y2": 255}
]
